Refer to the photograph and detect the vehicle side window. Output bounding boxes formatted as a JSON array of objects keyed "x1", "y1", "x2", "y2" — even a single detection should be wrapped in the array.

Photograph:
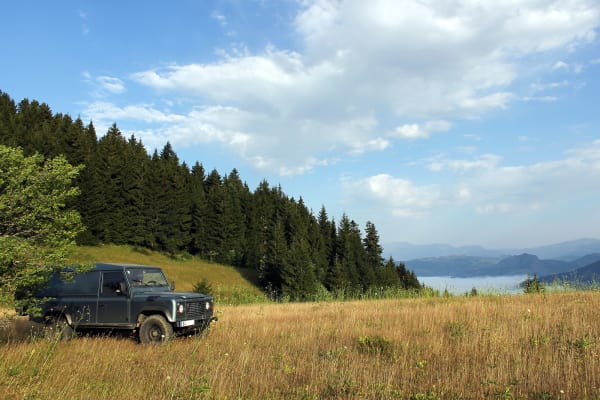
[
  {"x1": 62, "y1": 271, "x2": 100, "y2": 295},
  {"x1": 101, "y1": 272, "x2": 127, "y2": 297}
]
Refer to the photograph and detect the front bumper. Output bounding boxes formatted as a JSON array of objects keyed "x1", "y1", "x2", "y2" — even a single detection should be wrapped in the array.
[{"x1": 175, "y1": 316, "x2": 218, "y2": 329}]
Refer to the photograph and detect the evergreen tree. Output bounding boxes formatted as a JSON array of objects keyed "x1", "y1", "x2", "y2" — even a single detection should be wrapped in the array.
[
  {"x1": 222, "y1": 169, "x2": 248, "y2": 266},
  {"x1": 261, "y1": 217, "x2": 287, "y2": 296},
  {"x1": 281, "y1": 237, "x2": 318, "y2": 300},
  {"x1": 153, "y1": 143, "x2": 191, "y2": 253},
  {"x1": 244, "y1": 180, "x2": 275, "y2": 271},
  {"x1": 189, "y1": 162, "x2": 208, "y2": 255},
  {"x1": 120, "y1": 135, "x2": 150, "y2": 246},
  {"x1": 93, "y1": 123, "x2": 129, "y2": 243},
  {"x1": 0, "y1": 91, "x2": 18, "y2": 147},
  {"x1": 203, "y1": 169, "x2": 225, "y2": 261}
]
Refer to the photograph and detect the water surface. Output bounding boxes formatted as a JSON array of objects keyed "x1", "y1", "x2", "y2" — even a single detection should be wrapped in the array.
[{"x1": 419, "y1": 275, "x2": 528, "y2": 295}]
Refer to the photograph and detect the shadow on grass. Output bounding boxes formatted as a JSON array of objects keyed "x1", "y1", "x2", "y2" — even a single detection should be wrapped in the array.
[{"x1": 0, "y1": 316, "x2": 139, "y2": 344}]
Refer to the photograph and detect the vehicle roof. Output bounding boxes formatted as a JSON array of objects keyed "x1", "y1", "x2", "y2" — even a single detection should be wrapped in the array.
[{"x1": 94, "y1": 263, "x2": 162, "y2": 271}]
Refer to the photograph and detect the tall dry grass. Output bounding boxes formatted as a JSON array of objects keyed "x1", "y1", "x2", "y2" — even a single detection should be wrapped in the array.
[{"x1": 2, "y1": 292, "x2": 600, "y2": 399}]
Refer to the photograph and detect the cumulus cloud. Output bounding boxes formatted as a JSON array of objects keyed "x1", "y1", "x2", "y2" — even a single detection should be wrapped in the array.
[
  {"x1": 345, "y1": 140, "x2": 600, "y2": 218},
  {"x1": 343, "y1": 174, "x2": 442, "y2": 218},
  {"x1": 95, "y1": 0, "x2": 600, "y2": 175}
]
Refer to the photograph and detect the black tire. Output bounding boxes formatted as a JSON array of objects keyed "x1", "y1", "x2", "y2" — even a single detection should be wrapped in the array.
[
  {"x1": 44, "y1": 316, "x2": 74, "y2": 341},
  {"x1": 138, "y1": 315, "x2": 174, "y2": 344}
]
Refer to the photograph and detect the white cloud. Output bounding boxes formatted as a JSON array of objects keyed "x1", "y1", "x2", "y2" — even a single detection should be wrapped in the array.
[
  {"x1": 96, "y1": 76, "x2": 125, "y2": 94},
  {"x1": 530, "y1": 80, "x2": 569, "y2": 92},
  {"x1": 391, "y1": 120, "x2": 452, "y2": 140},
  {"x1": 551, "y1": 60, "x2": 584, "y2": 74},
  {"x1": 346, "y1": 140, "x2": 600, "y2": 218},
  {"x1": 552, "y1": 60, "x2": 569, "y2": 70},
  {"x1": 78, "y1": 9, "x2": 89, "y2": 35},
  {"x1": 428, "y1": 154, "x2": 502, "y2": 173},
  {"x1": 101, "y1": 0, "x2": 600, "y2": 175},
  {"x1": 84, "y1": 101, "x2": 184, "y2": 124},
  {"x1": 211, "y1": 10, "x2": 227, "y2": 27},
  {"x1": 344, "y1": 174, "x2": 442, "y2": 218},
  {"x1": 520, "y1": 96, "x2": 559, "y2": 102},
  {"x1": 83, "y1": 73, "x2": 126, "y2": 97}
]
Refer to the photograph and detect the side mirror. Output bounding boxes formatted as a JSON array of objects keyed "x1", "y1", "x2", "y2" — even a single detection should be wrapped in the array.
[{"x1": 170, "y1": 281, "x2": 175, "y2": 291}]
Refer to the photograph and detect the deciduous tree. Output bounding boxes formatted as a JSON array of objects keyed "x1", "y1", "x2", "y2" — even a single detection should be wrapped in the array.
[{"x1": 0, "y1": 145, "x2": 84, "y2": 310}]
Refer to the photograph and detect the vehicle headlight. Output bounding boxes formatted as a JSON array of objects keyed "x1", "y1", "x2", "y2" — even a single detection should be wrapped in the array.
[
  {"x1": 205, "y1": 302, "x2": 210, "y2": 310},
  {"x1": 177, "y1": 303, "x2": 184, "y2": 314}
]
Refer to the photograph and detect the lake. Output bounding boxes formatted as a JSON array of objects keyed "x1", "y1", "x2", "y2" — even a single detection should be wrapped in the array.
[{"x1": 419, "y1": 275, "x2": 528, "y2": 295}]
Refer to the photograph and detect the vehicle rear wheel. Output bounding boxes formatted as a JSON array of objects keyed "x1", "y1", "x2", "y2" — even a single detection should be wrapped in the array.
[
  {"x1": 138, "y1": 315, "x2": 174, "y2": 344},
  {"x1": 44, "y1": 316, "x2": 73, "y2": 341}
]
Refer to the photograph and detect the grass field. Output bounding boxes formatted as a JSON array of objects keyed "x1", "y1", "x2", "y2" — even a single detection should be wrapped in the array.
[{"x1": 2, "y1": 291, "x2": 600, "y2": 399}]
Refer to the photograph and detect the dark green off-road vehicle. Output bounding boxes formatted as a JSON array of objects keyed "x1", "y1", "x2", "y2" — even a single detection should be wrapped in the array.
[{"x1": 22, "y1": 263, "x2": 217, "y2": 343}]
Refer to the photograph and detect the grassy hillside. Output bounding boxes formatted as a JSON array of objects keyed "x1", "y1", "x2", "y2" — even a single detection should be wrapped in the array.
[
  {"x1": 69, "y1": 245, "x2": 267, "y2": 305},
  {"x1": 2, "y1": 292, "x2": 600, "y2": 399}
]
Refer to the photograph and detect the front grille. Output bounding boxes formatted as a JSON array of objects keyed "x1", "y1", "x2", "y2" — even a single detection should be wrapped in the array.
[{"x1": 185, "y1": 301, "x2": 209, "y2": 320}]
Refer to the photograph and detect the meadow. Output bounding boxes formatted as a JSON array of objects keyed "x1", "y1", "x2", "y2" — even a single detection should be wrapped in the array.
[{"x1": 2, "y1": 291, "x2": 600, "y2": 399}]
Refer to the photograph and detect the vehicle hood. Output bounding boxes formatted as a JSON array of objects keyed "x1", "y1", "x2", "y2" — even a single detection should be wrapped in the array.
[{"x1": 132, "y1": 291, "x2": 212, "y2": 301}]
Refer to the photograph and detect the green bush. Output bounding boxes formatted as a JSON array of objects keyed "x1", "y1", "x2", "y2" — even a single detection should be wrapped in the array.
[{"x1": 192, "y1": 278, "x2": 213, "y2": 296}]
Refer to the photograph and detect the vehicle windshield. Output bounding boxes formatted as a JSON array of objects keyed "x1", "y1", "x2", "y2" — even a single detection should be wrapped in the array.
[{"x1": 125, "y1": 267, "x2": 169, "y2": 289}]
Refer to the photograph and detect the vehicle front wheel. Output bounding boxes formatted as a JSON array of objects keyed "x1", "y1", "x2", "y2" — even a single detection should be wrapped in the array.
[
  {"x1": 138, "y1": 315, "x2": 174, "y2": 344},
  {"x1": 44, "y1": 316, "x2": 73, "y2": 341}
]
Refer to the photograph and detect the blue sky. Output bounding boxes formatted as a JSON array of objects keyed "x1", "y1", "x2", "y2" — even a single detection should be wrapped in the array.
[{"x1": 2, "y1": 0, "x2": 600, "y2": 249}]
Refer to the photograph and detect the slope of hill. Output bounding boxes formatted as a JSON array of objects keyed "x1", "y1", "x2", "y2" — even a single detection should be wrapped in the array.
[
  {"x1": 69, "y1": 245, "x2": 267, "y2": 305},
  {"x1": 539, "y1": 260, "x2": 600, "y2": 287},
  {"x1": 405, "y1": 256, "x2": 500, "y2": 276}
]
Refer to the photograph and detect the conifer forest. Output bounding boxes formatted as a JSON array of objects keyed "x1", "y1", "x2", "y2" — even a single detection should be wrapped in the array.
[{"x1": 0, "y1": 91, "x2": 420, "y2": 300}]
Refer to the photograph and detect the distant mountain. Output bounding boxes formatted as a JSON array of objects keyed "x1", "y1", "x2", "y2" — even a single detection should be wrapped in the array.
[
  {"x1": 405, "y1": 252, "x2": 600, "y2": 278},
  {"x1": 539, "y1": 259, "x2": 600, "y2": 287},
  {"x1": 494, "y1": 254, "x2": 568, "y2": 276},
  {"x1": 405, "y1": 256, "x2": 500, "y2": 277},
  {"x1": 385, "y1": 238, "x2": 600, "y2": 262},
  {"x1": 521, "y1": 239, "x2": 600, "y2": 261},
  {"x1": 383, "y1": 242, "x2": 513, "y2": 260},
  {"x1": 535, "y1": 253, "x2": 600, "y2": 286}
]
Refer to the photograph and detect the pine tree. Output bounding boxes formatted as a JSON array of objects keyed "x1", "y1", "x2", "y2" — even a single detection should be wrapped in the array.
[
  {"x1": 0, "y1": 91, "x2": 18, "y2": 147},
  {"x1": 222, "y1": 169, "x2": 248, "y2": 266},
  {"x1": 189, "y1": 162, "x2": 208, "y2": 255},
  {"x1": 120, "y1": 135, "x2": 150, "y2": 247},
  {"x1": 152, "y1": 143, "x2": 192, "y2": 253},
  {"x1": 261, "y1": 217, "x2": 287, "y2": 296},
  {"x1": 203, "y1": 169, "x2": 225, "y2": 261},
  {"x1": 281, "y1": 237, "x2": 318, "y2": 300},
  {"x1": 93, "y1": 123, "x2": 129, "y2": 243}
]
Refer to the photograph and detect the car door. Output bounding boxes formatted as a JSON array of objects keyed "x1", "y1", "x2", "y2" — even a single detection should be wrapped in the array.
[
  {"x1": 97, "y1": 271, "x2": 131, "y2": 325},
  {"x1": 67, "y1": 271, "x2": 100, "y2": 326}
]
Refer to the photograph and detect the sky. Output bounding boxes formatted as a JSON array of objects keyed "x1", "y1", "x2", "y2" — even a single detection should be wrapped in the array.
[{"x1": 2, "y1": 0, "x2": 600, "y2": 250}]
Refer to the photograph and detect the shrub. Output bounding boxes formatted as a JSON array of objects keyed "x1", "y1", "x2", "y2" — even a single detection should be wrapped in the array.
[
  {"x1": 357, "y1": 334, "x2": 394, "y2": 358},
  {"x1": 192, "y1": 278, "x2": 213, "y2": 296}
]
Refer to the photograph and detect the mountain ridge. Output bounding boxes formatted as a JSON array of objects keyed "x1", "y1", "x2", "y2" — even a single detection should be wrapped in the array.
[
  {"x1": 385, "y1": 238, "x2": 600, "y2": 261},
  {"x1": 406, "y1": 253, "x2": 600, "y2": 278}
]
